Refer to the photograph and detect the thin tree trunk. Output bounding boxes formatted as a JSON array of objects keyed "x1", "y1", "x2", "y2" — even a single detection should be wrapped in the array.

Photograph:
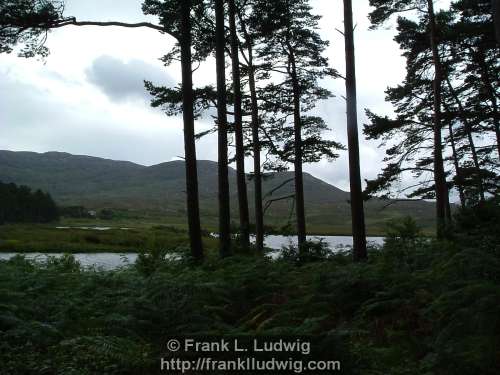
[
  {"x1": 445, "y1": 117, "x2": 466, "y2": 208},
  {"x1": 215, "y1": 0, "x2": 231, "y2": 257},
  {"x1": 476, "y1": 47, "x2": 500, "y2": 159},
  {"x1": 238, "y1": 13, "x2": 264, "y2": 251},
  {"x1": 228, "y1": 0, "x2": 250, "y2": 250},
  {"x1": 288, "y1": 51, "x2": 307, "y2": 251},
  {"x1": 444, "y1": 76, "x2": 485, "y2": 202},
  {"x1": 445, "y1": 187, "x2": 452, "y2": 222},
  {"x1": 427, "y1": 0, "x2": 449, "y2": 238},
  {"x1": 343, "y1": 0, "x2": 367, "y2": 261},
  {"x1": 493, "y1": 0, "x2": 500, "y2": 45},
  {"x1": 180, "y1": 0, "x2": 203, "y2": 260},
  {"x1": 247, "y1": 44, "x2": 264, "y2": 252}
]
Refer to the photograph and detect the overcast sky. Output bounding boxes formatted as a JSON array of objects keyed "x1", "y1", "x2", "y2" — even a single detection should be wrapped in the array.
[{"x1": 0, "y1": 0, "x2": 447, "y2": 192}]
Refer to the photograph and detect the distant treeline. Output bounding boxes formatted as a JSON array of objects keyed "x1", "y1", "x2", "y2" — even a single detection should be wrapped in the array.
[{"x1": 0, "y1": 181, "x2": 59, "y2": 224}]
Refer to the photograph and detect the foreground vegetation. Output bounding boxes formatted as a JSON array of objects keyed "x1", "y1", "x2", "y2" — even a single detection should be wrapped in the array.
[{"x1": 1, "y1": 203, "x2": 499, "y2": 374}]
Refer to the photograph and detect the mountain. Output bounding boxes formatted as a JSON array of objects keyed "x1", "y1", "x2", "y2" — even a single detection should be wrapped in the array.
[{"x1": 0, "y1": 150, "x2": 436, "y2": 233}]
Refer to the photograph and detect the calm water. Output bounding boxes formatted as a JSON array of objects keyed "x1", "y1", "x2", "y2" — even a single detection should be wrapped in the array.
[
  {"x1": 0, "y1": 235, "x2": 385, "y2": 270},
  {"x1": 0, "y1": 252, "x2": 139, "y2": 270},
  {"x1": 263, "y1": 235, "x2": 384, "y2": 250}
]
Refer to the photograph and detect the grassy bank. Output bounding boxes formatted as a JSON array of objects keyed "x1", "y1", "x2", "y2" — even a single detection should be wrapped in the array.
[
  {"x1": 1, "y1": 207, "x2": 499, "y2": 374},
  {"x1": 0, "y1": 224, "x2": 218, "y2": 253},
  {"x1": 0, "y1": 218, "x2": 428, "y2": 254}
]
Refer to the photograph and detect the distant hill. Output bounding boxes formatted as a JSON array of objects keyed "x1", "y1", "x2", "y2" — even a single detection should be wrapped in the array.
[{"x1": 0, "y1": 150, "x2": 436, "y2": 234}]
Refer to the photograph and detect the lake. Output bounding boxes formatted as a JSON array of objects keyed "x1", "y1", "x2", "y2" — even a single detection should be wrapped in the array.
[
  {"x1": 263, "y1": 235, "x2": 384, "y2": 250},
  {"x1": 0, "y1": 235, "x2": 385, "y2": 270}
]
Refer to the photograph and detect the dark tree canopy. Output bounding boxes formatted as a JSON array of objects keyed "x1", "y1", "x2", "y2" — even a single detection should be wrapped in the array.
[
  {"x1": 364, "y1": 0, "x2": 499, "y2": 206},
  {"x1": 249, "y1": 0, "x2": 343, "y2": 171},
  {"x1": 143, "y1": 0, "x2": 215, "y2": 61},
  {"x1": 0, "y1": 0, "x2": 64, "y2": 57},
  {"x1": 243, "y1": 0, "x2": 344, "y2": 248},
  {"x1": 0, "y1": 181, "x2": 59, "y2": 223},
  {"x1": 368, "y1": 0, "x2": 427, "y2": 28}
]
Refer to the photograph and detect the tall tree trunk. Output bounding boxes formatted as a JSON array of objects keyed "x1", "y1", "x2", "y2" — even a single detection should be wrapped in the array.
[
  {"x1": 445, "y1": 187, "x2": 452, "y2": 222},
  {"x1": 444, "y1": 76, "x2": 485, "y2": 202},
  {"x1": 247, "y1": 44, "x2": 264, "y2": 252},
  {"x1": 444, "y1": 115, "x2": 466, "y2": 208},
  {"x1": 180, "y1": 0, "x2": 203, "y2": 260},
  {"x1": 476, "y1": 47, "x2": 500, "y2": 159},
  {"x1": 493, "y1": 0, "x2": 500, "y2": 45},
  {"x1": 228, "y1": 0, "x2": 250, "y2": 250},
  {"x1": 238, "y1": 13, "x2": 264, "y2": 252},
  {"x1": 288, "y1": 50, "x2": 307, "y2": 251},
  {"x1": 215, "y1": 0, "x2": 231, "y2": 257},
  {"x1": 343, "y1": 0, "x2": 367, "y2": 261},
  {"x1": 427, "y1": 0, "x2": 449, "y2": 238}
]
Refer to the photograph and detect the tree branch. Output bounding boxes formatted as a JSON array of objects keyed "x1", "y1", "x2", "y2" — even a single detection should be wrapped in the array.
[
  {"x1": 48, "y1": 18, "x2": 173, "y2": 37},
  {"x1": 264, "y1": 194, "x2": 295, "y2": 214},
  {"x1": 264, "y1": 178, "x2": 294, "y2": 198}
]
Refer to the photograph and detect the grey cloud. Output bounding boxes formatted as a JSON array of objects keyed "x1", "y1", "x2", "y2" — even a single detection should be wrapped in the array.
[
  {"x1": 1, "y1": 73, "x2": 58, "y2": 132},
  {"x1": 0, "y1": 71, "x2": 184, "y2": 166},
  {"x1": 86, "y1": 55, "x2": 175, "y2": 102}
]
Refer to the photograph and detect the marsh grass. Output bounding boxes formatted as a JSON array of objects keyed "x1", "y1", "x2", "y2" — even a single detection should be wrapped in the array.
[{"x1": 0, "y1": 224, "x2": 218, "y2": 253}]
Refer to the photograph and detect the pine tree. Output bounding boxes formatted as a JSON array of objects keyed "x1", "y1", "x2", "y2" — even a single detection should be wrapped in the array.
[
  {"x1": 343, "y1": 0, "x2": 367, "y2": 261},
  {"x1": 235, "y1": 0, "x2": 265, "y2": 252},
  {"x1": 369, "y1": 0, "x2": 451, "y2": 237},
  {"x1": 0, "y1": 182, "x2": 58, "y2": 223},
  {"x1": 215, "y1": 0, "x2": 232, "y2": 257},
  {"x1": 142, "y1": 0, "x2": 209, "y2": 260},
  {"x1": 251, "y1": 0, "x2": 343, "y2": 251},
  {"x1": 365, "y1": 1, "x2": 499, "y2": 208},
  {"x1": 450, "y1": 0, "x2": 499, "y2": 160},
  {"x1": 228, "y1": 0, "x2": 250, "y2": 250}
]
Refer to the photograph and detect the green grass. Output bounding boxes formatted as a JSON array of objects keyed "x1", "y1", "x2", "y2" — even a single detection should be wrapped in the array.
[
  {"x1": 0, "y1": 223, "x2": 218, "y2": 253},
  {"x1": 0, "y1": 212, "x2": 431, "y2": 254}
]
